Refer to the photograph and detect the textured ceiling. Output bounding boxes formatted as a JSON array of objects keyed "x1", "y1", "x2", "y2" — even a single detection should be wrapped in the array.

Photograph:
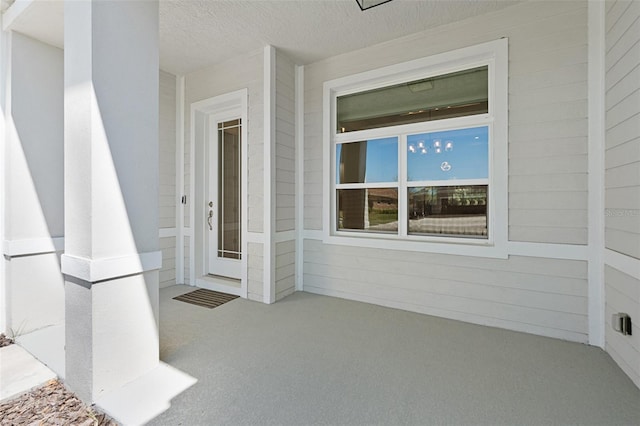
[
  {"x1": 6, "y1": 0, "x2": 519, "y2": 75},
  {"x1": 159, "y1": 0, "x2": 519, "y2": 74}
]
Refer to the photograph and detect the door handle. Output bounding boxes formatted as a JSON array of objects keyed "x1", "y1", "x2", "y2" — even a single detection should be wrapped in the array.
[{"x1": 208, "y1": 210, "x2": 213, "y2": 231}]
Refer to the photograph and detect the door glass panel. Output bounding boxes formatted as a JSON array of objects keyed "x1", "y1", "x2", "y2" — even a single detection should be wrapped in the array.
[{"x1": 218, "y1": 119, "x2": 241, "y2": 260}]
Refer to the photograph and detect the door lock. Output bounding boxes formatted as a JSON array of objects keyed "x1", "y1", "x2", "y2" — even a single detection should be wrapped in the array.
[{"x1": 209, "y1": 201, "x2": 214, "y2": 208}]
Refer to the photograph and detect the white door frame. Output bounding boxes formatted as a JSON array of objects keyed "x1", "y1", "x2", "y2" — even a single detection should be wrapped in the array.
[{"x1": 190, "y1": 89, "x2": 248, "y2": 298}]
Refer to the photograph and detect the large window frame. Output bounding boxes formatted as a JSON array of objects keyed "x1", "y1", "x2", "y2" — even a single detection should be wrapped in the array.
[{"x1": 323, "y1": 39, "x2": 508, "y2": 258}]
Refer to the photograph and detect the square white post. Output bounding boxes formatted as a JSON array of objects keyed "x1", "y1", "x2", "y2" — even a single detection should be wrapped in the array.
[{"x1": 62, "y1": 0, "x2": 161, "y2": 403}]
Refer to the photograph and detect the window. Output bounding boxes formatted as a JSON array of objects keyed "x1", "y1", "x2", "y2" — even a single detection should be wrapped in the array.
[{"x1": 324, "y1": 40, "x2": 508, "y2": 256}]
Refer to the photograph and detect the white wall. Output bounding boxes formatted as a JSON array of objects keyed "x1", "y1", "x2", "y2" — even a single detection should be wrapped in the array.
[
  {"x1": 604, "y1": 0, "x2": 640, "y2": 388},
  {"x1": 3, "y1": 32, "x2": 64, "y2": 336},
  {"x1": 159, "y1": 70, "x2": 177, "y2": 289},
  {"x1": 303, "y1": 1, "x2": 591, "y2": 342}
]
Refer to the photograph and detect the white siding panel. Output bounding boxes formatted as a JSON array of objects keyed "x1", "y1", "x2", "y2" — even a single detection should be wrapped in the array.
[
  {"x1": 509, "y1": 191, "x2": 587, "y2": 212},
  {"x1": 185, "y1": 49, "x2": 263, "y2": 234},
  {"x1": 159, "y1": 70, "x2": 177, "y2": 288},
  {"x1": 605, "y1": 266, "x2": 640, "y2": 388},
  {"x1": 606, "y1": 187, "x2": 640, "y2": 210},
  {"x1": 275, "y1": 239, "x2": 295, "y2": 301},
  {"x1": 275, "y1": 50, "x2": 296, "y2": 234},
  {"x1": 605, "y1": 0, "x2": 640, "y2": 389},
  {"x1": 248, "y1": 242, "x2": 264, "y2": 302},
  {"x1": 605, "y1": 60, "x2": 640, "y2": 109},
  {"x1": 159, "y1": 236, "x2": 176, "y2": 289},
  {"x1": 509, "y1": 82, "x2": 587, "y2": 110},
  {"x1": 183, "y1": 236, "x2": 190, "y2": 285},
  {"x1": 605, "y1": 113, "x2": 640, "y2": 149},
  {"x1": 605, "y1": 138, "x2": 640, "y2": 169},
  {"x1": 304, "y1": 241, "x2": 588, "y2": 342},
  {"x1": 302, "y1": 1, "x2": 590, "y2": 342},
  {"x1": 605, "y1": 229, "x2": 640, "y2": 260}
]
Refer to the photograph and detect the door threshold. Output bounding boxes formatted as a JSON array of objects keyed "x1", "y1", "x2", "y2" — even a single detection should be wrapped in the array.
[{"x1": 195, "y1": 275, "x2": 242, "y2": 296}]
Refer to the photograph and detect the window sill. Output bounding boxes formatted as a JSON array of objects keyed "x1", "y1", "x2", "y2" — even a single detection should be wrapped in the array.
[{"x1": 322, "y1": 231, "x2": 508, "y2": 259}]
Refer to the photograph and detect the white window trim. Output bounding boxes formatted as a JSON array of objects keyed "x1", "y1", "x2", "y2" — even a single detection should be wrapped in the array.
[{"x1": 322, "y1": 39, "x2": 508, "y2": 259}]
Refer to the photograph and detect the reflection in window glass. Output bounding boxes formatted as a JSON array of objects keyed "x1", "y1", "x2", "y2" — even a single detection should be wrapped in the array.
[
  {"x1": 407, "y1": 127, "x2": 488, "y2": 182},
  {"x1": 336, "y1": 137, "x2": 398, "y2": 184},
  {"x1": 408, "y1": 185, "x2": 487, "y2": 237},
  {"x1": 337, "y1": 67, "x2": 488, "y2": 133},
  {"x1": 337, "y1": 188, "x2": 398, "y2": 233}
]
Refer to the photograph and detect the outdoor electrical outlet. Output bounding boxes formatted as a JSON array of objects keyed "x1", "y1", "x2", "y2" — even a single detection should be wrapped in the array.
[{"x1": 612, "y1": 313, "x2": 632, "y2": 336}]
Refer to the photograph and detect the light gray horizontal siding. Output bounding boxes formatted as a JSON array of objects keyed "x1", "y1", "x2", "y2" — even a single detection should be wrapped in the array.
[
  {"x1": 604, "y1": 0, "x2": 640, "y2": 390},
  {"x1": 301, "y1": 1, "x2": 590, "y2": 343},
  {"x1": 275, "y1": 239, "x2": 295, "y2": 300},
  {"x1": 248, "y1": 242, "x2": 264, "y2": 302},
  {"x1": 275, "y1": 50, "x2": 296, "y2": 233},
  {"x1": 184, "y1": 49, "x2": 263, "y2": 233},
  {"x1": 605, "y1": 0, "x2": 640, "y2": 259},
  {"x1": 604, "y1": 266, "x2": 640, "y2": 387},
  {"x1": 183, "y1": 50, "x2": 264, "y2": 287},
  {"x1": 159, "y1": 70, "x2": 176, "y2": 228},
  {"x1": 159, "y1": 236, "x2": 176, "y2": 288},
  {"x1": 304, "y1": 239, "x2": 588, "y2": 342},
  {"x1": 304, "y1": 1, "x2": 589, "y2": 244},
  {"x1": 159, "y1": 70, "x2": 177, "y2": 288},
  {"x1": 183, "y1": 236, "x2": 190, "y2": 285}
]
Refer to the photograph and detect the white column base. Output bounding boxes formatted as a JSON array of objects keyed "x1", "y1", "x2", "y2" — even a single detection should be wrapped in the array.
[{"x1": 65, "y1": 271, "x2": 159, "y2": 402}]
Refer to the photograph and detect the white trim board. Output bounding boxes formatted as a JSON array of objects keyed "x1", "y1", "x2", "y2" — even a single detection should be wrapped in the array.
[
  {"x1": 3, "y1": 237, "x2": 65, "y2": 257},
  {"x1": 176, "y1": 75, "x2": 185, "y2": 284},
  {"x1": 295, "y1": 65, "x2": 305, "y2": 292},
  {"x1": 303, "y1": 230, "x2": 589, "y2": 262},
  {"x1": 322, "y1": 39, "x2": 509, "y2": 260},
  {"x1": 195, "y1": 276, "x2": 242, "y2": 297},
  {"x1": 61, "y1": 251, "x2": 162, "y2": 283},
  {"x1": 587, "y1": 0, "x2": 605, "y2": 348},
  {"x1": 158, "y1": 228, "x2": 176, "y2": 238},
  {"x1": 605, "y1": 249, "x2": 640, "y2": 281},
  {"x1": 508, "y1": 242, "x2": 587, "y2": 261}
]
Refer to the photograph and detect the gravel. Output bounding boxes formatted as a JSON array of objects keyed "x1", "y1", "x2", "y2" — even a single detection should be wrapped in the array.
[{"x1": 0, "y1": 333, "x2": 13, "y2": 348}]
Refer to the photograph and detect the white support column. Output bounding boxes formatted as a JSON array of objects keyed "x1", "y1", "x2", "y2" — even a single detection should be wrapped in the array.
[{"x1": 62, "y1": 0, "x2": 161, "y2": 403}]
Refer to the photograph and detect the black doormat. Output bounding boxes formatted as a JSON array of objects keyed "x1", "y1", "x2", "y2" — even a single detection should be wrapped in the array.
[{"x1": 173, "y1": 289, "x2": 239, "y2": 309}]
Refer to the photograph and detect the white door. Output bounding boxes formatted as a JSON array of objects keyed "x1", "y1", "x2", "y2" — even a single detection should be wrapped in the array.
[{"x1": 207, "y1": 117, "x2": 242, "y2": 279}]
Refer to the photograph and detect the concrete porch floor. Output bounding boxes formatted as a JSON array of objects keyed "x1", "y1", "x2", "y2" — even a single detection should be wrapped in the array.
[{"x1": 151, "y1": 285, "x2": 639, "y2": 425}]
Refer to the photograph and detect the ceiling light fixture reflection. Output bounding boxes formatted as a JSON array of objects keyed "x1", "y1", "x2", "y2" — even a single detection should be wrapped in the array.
[{"x1": 355, "y1": 0, "x2": 394, "y2": 11}]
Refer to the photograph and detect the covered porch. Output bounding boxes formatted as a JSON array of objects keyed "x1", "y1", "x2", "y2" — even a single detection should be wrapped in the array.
[
  {"x1": 1, "y1": 0, "x2": 639, "y2": 422},
  {"x1": 148, "y1": 285, "x2": 639, "y2": 424}
]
